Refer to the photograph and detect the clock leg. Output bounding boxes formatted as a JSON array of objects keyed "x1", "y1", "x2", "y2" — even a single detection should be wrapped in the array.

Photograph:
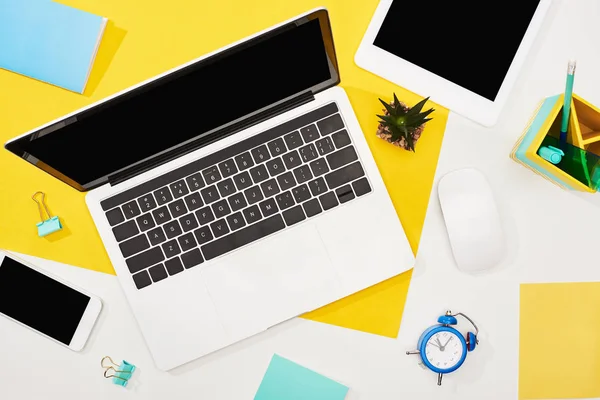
[
  {"x1": 406, "y1": 350, "x2": 420, "y2": 355},
  {"x1": 437, "y1": 373, "x2": 443, "y2": 386}
]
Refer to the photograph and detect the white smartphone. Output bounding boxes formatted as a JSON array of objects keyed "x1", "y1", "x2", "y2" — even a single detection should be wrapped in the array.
[{"x1": 0, "y1": 251, "x2": 102, "y2": 351}]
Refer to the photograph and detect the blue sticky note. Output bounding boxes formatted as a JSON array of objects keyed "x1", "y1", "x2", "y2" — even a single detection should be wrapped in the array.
[
  {"x1": 254, "y1": 355, "x2": 349, "y2": 400},
  {"x1": 0, "y1": 0, "x2": 107, "y2": 93}
]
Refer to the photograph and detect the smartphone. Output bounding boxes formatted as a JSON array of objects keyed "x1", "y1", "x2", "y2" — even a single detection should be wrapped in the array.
[{"x1": 0, "y1": 251, "x2": 102, "y2": 351}]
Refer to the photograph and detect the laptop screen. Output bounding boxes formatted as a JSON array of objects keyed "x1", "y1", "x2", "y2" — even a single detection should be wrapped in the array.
[{"x1": 5, "y1": 10, "x2": 339, "y2": 191}]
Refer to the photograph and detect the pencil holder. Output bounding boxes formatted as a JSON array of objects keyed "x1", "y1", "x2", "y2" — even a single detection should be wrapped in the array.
[{"x1": 511, "y1": 93, "x2": 600, "y2": 192}]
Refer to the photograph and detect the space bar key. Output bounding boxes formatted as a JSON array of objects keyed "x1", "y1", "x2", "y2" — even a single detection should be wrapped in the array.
[{"x1": 201, "y1": 215, "x2": 286, "y2": 260}]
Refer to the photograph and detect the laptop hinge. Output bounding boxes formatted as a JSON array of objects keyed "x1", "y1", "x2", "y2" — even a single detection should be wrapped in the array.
[{"x1": 108, "y1": 91, "x2": 315, "y2": 187}]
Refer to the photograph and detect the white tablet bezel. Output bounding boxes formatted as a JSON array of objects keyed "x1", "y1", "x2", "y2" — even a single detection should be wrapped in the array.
[{"x1": 355, "y1": 0, "x2": 552, "y2": 127}]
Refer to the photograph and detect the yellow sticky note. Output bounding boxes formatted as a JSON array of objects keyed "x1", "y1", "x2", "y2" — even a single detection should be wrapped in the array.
[
  {"x1": 0, "y1": 0, "x2": 447, "y2": 337},
  {"x1": 520, "y1": 282, "x2": 600, "y2": 399}
]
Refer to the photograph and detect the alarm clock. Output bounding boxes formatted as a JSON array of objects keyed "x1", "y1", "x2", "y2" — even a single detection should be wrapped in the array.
[{"x1": 406, "y1": 310, "x2": 479, "y2": 386}]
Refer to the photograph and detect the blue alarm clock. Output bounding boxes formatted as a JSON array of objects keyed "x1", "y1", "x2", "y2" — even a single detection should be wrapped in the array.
[{"x1": 406, "y1": 310, "x2": 479, "y2": 386}]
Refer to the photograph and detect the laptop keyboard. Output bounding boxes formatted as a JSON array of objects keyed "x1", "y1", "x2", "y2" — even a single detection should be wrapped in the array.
[{"x1": 100, "y1": 103, "x2": 372, "y2": 290}]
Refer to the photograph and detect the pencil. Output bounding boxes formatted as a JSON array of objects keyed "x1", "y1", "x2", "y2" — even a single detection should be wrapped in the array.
[{"x1": 560, "y1": 60, "x2": 576, "y2": 145}]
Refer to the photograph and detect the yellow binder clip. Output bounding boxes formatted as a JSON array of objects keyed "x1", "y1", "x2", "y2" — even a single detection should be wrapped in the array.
[{"x1": 32, "y1": 191, "x2": 62, "y2": 237}]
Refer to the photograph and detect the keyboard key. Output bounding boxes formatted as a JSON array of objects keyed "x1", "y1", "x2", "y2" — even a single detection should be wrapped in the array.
[
  {"x1": 216, "y1": 178, "x2": 236, "y2": 198},
  {"x1": 202, "y1": 215, "x2": 285, "y2": 261},
  {"x1": 234, "y1": 171, "x2": 253, "y2": 190},
  {"x1": 136, "y1": 213, "x2": 155, "y2": 232},
  {"x1": 336, "y1": 185, "x2": 355, "y2": 204},
  {"x1": 212, "y1": 199, "x2": 231, "y2": 219},
  {"x1": 133, "y1": 270, "x2": 152, "y2": 289},
  {"x1": 244, "y1": 185, "x2": 264, "y2": 205},
  {"x1": 352, "y1": 177, "x2": 372, "y2": 197},
  {"x1": 184, "y1": 192, "x2": 204, "y2": 211},
  {"x1": 202, "y1": 166, "x2": 221, "y2": 184},
  {"x1": 120, "y1": 234, "x2": 150, "y2": 258},
  {"x1": 200, "y1": 185, "x2": 220, "y2": 204},
  {"x1": 195, "y1": 206, "x2": 215, "y2": 225},
  {"x1": 308, "y1": 177, "x2": 328, "y2": 196},
  {"x1": 218, "y1": 159, "x2": 238, "y2": 178},
  {"x1": 170, "y1": 180, "x2": 189, "y2": 198},
  {"x1": 113, "y1": 220, "x2": 139, "y2": 242},
  {"x1": 234, "y1": 152, "x2": 254, "y2": 170},
  {"x1": 275, "y1": 191, "x2": 295, "y2": 210},
  {"x1": 168, "y1": 199, "x2": 187, "y2": 218},
  {"x1": 126, "y1": 247, "x2": 165, "y2": 274},
  {"x1": 227, "y1": 212, "x2": 246, "y2": 231},
  {"x1": 243, "y1": 205, "x2": 262, "y2": 224},
  {"x1": 122, "y1": 200, "x2": 141, "y2": 219},
  {"x1": 259, "y1": 198, "x2": 278, "y2": 217},
  {"x1": 303, "y1": 198, "x2": 322, "y2": 217},
  {"x1": 194, "y1": 226, "x2": 214, "y2": 245},
  {"x1": 154, "y1": 187, "x2": 173, "y2": 206},
  {"x1": 260, "y1": 178, "x2": 280, "y2": 198},
  {"x1": 149, "y1": 264, "x2": 168, "y2": 282},
  {"x1": 282, "y1": 150, "x2": 302, "y2": 169},
  {"x1": 210, "y1": 219, "x2": 230, "y2": 238},
  {"x1": 106, "y1": 208, "x2": 125, "y2": 226},
  {"x1": 283, "y1": 205, "x2": 306, "y2": 226},
  {"x1": 309, "y1": 158, "x2": 330, "y2": 177},
  {"x1": 299, "y1": 144, "x2": 318, "y2": 163},
  {"x1": 251, "y1": 145, "x2": 271, "y2": 163},
  {"x1": 325, "y1": 161, "x2": 365, "y2": 190},
  {"x1": 162, "y1": 240, "x2": 181, "y2": 258},
  {"x1": 152, "y1": 206, "x2": 171, "y2": 225},
  {"x1": 277, "y1": 171, "x2": 296, "y2": 191},
  {"x1": 178, "y1": 232, "x2": 197, "y2": 252},
  {"x1": 292, "y1": 184, "x2": 311, "y2": 203},
  {"x1": 137, "y1": 194, "x2": 157, "y2": 212},
  {"x1": 319, "y1": 192, "x2": 339, "y2": 211},
  {"x1": 179, "y1": 213, "x2": 199, "y2": 232},
  {"x1": 332, "y1": 129, "x2": 351, "y2": 148},
  {"x1": 267, "y1": 138, "x2": 287, "y2": 156},
  {"x1": 300, "y1": 124, "x2": 320, "y2": 142},
  {"x1": 165, "y1": 257, "x2": 184, "y2": 275},
  {"x1": 228, "y1": 192, "x2": 247, "y2": 212},
  {"x1": 181, "y1": 248, "x2": 204, "y2": 269},
  {"x1": 163, "y1": 220, "x2": 182, "y2": 239},
  {"x1": 148, "y1": 227, "x2": 167, "y2": 246},
  {"x1": 317, "y1": 114, "x2": 344, "y2": 136},
  {"x1": 266, "y1": 157, "x2": 286, "y2": 176},
  {"x1": 186, "y1": 173, "x2": 205, "y2": 191},
  {"x1": 315, "y1": 136, "x2": 335, "y2": 156},
  {"x1": 327, "y1": 146, "x2": 358, "y2": 170},
  {"x1": 293, "y1": 165, "x2": 313, "y2": 184},
  {"x1": 284, "y1": 131, "x2": 303, "y2": 150}
]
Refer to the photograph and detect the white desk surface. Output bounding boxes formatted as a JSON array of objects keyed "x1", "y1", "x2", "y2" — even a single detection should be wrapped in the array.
[{"x1": 2, "y1": 1, "x2": 600, "y2": 399}]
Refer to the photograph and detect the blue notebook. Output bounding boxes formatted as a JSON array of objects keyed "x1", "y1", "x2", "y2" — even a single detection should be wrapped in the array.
[
  {"x1": 254, "y1": 355, "x2": 349, "y2": 400},
  {"x1": 0, "y1": 0, "x2": 107, "y2": 93}
]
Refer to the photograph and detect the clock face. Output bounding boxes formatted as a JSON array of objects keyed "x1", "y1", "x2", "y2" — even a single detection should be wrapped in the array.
[{"x1": 424, "y1": 330, "x2": 465, "y2": 371}]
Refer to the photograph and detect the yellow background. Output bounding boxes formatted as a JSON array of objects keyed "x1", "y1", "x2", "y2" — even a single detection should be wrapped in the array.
[
  {"x1": 520, "y1": 282, "x2": 600, "y2": 399},
  {"x1": 0, "y1": 0, "x2": 448, "y2": 337}
]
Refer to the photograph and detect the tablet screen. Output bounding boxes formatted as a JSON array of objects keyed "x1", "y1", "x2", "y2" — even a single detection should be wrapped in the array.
[{"x1": 373, "y1": 1, "x2": 541, "y2": 101}]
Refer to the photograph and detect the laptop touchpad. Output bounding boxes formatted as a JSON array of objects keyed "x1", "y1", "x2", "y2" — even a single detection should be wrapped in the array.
[{"x1": 202, "y1": 223, "x2": 342, "y2": 341}]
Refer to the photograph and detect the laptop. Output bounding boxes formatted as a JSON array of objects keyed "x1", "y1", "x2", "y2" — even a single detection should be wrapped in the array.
[{"x1": 5, "y1": 8, "x2": 415, "y2": 370}]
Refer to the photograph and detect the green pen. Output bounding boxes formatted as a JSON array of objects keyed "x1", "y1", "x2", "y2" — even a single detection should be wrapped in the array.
[{"x1": 559, "y1": 60, "x2": 576, "y2": 145}]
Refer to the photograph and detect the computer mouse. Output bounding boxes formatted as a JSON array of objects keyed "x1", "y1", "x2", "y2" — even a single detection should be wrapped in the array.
[{"x1": 437, "y1": 168, "x2": 505, "y2": 272}]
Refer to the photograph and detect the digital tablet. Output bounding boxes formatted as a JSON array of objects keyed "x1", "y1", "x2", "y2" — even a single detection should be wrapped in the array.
[{"x1": 355, "y1": 0, "x2": 552, "y2": 127}]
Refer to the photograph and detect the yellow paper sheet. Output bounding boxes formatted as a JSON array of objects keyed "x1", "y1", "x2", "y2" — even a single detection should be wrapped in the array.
[
  {"x1": 520, "y1": 282, "x2": 600, "y2": 399},
  {"x1": 0, "y1": 0, "x2": 447, "y2": 337}
]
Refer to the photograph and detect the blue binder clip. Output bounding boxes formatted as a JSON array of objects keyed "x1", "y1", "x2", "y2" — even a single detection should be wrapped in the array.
[
  {"x1": 32, "y1": 192, "x2": 62, "y2": 237},
  {"x1": 101, "y1": 356, "x2": 136, "y2": 387}
]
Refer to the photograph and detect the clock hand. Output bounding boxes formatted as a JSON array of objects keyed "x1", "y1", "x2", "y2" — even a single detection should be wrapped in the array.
[
  {"x1": 436, "y1": 338, "x2": 444, "y2": 350},
  {"x1": 442, "y1": 336, "x2": 453, "y2": 348},
  {"x1": 429, "y1": 341, "x2": 440, "y2": 349}
]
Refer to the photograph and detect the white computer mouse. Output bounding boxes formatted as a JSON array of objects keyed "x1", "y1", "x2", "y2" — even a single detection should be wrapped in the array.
[{"x1": 438, "y1": 168, "x2": 505, "y2": 272}]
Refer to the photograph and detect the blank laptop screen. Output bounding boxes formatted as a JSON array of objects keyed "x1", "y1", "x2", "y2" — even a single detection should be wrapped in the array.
[{"x1": 6, "y1": 12, "x2": 337, "y2": 190}]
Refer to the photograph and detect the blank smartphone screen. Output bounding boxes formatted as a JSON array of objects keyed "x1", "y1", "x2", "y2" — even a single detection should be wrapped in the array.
[
  {"x1": 0, "y1": 256, "x2": 90, "y2": 345},
  {"x1": 373, "y1": 1, "x2": 541, "y2": 101}
]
